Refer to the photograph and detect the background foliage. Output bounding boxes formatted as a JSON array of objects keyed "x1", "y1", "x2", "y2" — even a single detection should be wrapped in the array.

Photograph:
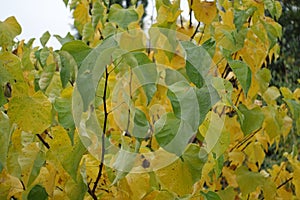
[{"x1": 0, "y1": 0, "x2": 300, "y2": 199}]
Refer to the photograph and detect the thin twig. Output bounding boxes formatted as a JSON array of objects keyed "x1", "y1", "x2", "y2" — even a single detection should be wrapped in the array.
[
  {"x1": 234, "y1": 89, "x2": 243, "y2": 106},
  {"x1": 198, "y1": 24, "x2": 206, "y2": 44},
  {"x1": 190, "y1": 22, "x2": 201, "y2": 41},
  {"x1": 37, "y1": 134, "x2": 50, "y2": 149},
  {"x1": 277, "y1": 177, "x2": 293, "y2": 190},
  {"x1": 91, "y1": 67, "x2": 109, "y2": 196},
  {"x1": 230, "y1": 128, "x2": 262, "y2": 152},
  {"x1": 189, "y1": 0, "x2": 193, "y2": 27},
  {"x1": 125, "y1": 69, "x2": 133, "y2": 134}
]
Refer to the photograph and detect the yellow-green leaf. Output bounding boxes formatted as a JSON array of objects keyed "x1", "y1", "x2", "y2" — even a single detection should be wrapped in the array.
[
  {"x1": 236, "y1": 166, "x2": 265, "y2": 195},
  {"x1": 108, "y1": 4, "x2": 139, "y2": 29},
  {"x1": 40, "y1": 31, "x2": 51, "y2": 47},
  {"x1": 19, "y1": 143, "x2": 45, "y2": 187},
  {"x1": 0, "y1": 16, "x2": 22, "y2": 48},
  {"x1": 47, "y1": 126, "x2": 86, "y2": 181},
  {"x1": 238, "y1": 105, "x2": 264, "y2": 135},
  {"x1": 8, "y1": 91, "x2": 52, "y2": 134},
  {"x1": 0, "y1": 112, "x2": 11, "y2": 172}
]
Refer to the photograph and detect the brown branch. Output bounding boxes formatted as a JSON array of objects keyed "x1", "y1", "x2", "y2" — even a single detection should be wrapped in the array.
[
  {"x1": 190, "y1": 22, "x2": 201, "y2": 41},
  {"x1": 37, "y1": 134, "x2": 50, "y2": 149},
  {"x1": 189, "y1": 0, "x2": 193, "y2": 27},
  {"x1": 91, "y1": 67, "x2": 109, "y2": 197},
  {"x1": 277, "y1": 177, "x2": 293, "y2": 190},
  {"x1": 230, "y1": 128, "x2": 262, "y2": 152},
  {"x1": 198, "y1": 24, "x2": 206, "y2": 45},
  {"x1": 234, "y1": 89, "x2": 243, "y2": 106}
]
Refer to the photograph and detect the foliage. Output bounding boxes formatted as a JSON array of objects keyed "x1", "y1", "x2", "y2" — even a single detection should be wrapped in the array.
[
  {"x1": 0, "y1": 0, "x2": 300, "y2": 200},
  {"x1": 269, "y1": 0, "x2": 300, "y2": 90}
]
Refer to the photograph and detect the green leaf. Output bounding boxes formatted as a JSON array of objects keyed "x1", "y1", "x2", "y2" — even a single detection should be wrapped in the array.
[
  {"x1": 61, "y1": 41, "x2": 92, "y2": 67},
  {"x1": 256, "y1": 68, "x2": 271, "y2": 94},
  {"x1": 186, "y1": 61, "x2": 204, "y2": 88},
  {"x1": 8, "y1": 91, "x2": 52, "y2": 134},
  {"x1": 168, "y1": 81, "x2": 200, "y2": 131},
  {"x1": 238, "y1": 104, "x2": 264, "y2": 135},
  {"x1": 108, "y1": 4, "x2": 139, "y2": 29},
  {"x1": 75, "y1": 38, "x2": 118, "y2": 111},
  {"x1": 284, "y1": 99, "x2": 300, "y2": 135},
  {"x1": 132, "y1": 63, "x2": 158, "y2": 105},
  {"x1": 63, "y1": 0, "x2": 69, "y2": 7},
  {"x1": 0, "y1": 112, "x2": 11, "y2": 172},
  {"x1": 195, "y1": 85, "x2": 219, "y2": 125},
  {"x1": 181, "y1": 41, "x2": 212, "y2": 87},
  {"x1": 133, "y1": 108, "x2": 150, "y2": 140},
  {"x1": 234, "y1": 7, "x2": 257, "y2": 31},
  {"x1": 58, "y1": 51, "x2": 77, "y2": 88},
  {"x1": 181, "y1": 144, "x2": 207, "y2": 183},
  {"x1": 217, "y1": 187, "x2": 237, "y2": 200},
  {"x1": 54, "y1": 32, "x2": 74, "y2": 45},
  {"x1": 228, "y1": 60, "x2": 252, "y2": 96},
  {"x1": 40, "y1": 31, "x2": 51, "y2": 47},
  {"x1": 0, "y1": 16, "x2": 22, "y2": 48},
  {"x1": 165, "y1": 68, "x2": 187, "y2": 86},
  {"x1": 200, "y1": 191, "x2": 222, "y2": 200},
  {"x1": 261, "y1": 20, "x2": 281, "y2": 49},
  {"x1": 28, "y1": 184, "x2": 48, "y2": 200},
  {"x1": 36, "y1": 47, "x2": 50, "y2": 67},
  {"x1": 264, "y1": 0, "x2": 281, "y2": 19},
  {"x1": 167, "y1": 89, "x2": 180, "y2": 118},
  {"x1": 112, "y1": 150, "x2": 137, "y2": 184},
  {"x1": 82, "y1": 22, "x2": 94, "y2": 43},
  {"x1": 155, "y1": 113, "x2": 194, "y2": 156},
  {"x1": 236, "y1": 166, "x2": 265, "y2": 195},
  {"x1": 92, "y1": 1, "x2": 106, "y2": 29},
  {"x1": 54, "y1": 96, "x2": 75, "y2": 141},
  {"x1": 201, "y1": 38, "x2": 216, "y2": 58},
  {"x1": 212, "y1": 130, "x2": 230, "y2": 159}
]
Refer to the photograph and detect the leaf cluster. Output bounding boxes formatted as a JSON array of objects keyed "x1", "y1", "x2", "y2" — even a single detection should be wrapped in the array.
[{"x1": 0, "y1": 0, "x2": 299, "y2": 199}]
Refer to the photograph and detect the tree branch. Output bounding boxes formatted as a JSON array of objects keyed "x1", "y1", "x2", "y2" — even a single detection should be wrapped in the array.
[{"x1": 91, "y1": 67, "x2": 109, "y2": 197}]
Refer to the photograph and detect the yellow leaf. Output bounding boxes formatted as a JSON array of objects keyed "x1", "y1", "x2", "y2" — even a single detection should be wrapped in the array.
[
  {"x1": 219, "y1": 9, "x2": 235, "y2": 29},
  {"x1": 191, "y1": 1, "x2": 217, "y2": 24},
  {"x1": 244, "y1": 142, "x2": 265, "y2": 169},
  {"x1": 222, "y1": 167, "x2": 238, "y2": 187},
  {"x1": 73, "y1": 1, "x2": 91, "y2": 34},
  {"x1": 156, "y1": 158, "x2": 194, "y2": 196},
  {"x1": 228, "y1": 151, "x2": 245, "y2": 167},
  {"x1": 125, "y1": 173, "x2": 151, "y2": 199},
  {"x1": 119, "y1": 29, "x2": 147, "y2": 52},
  {"x1": 0, "y1": 169, "x2": 23, "y2": 199}
]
